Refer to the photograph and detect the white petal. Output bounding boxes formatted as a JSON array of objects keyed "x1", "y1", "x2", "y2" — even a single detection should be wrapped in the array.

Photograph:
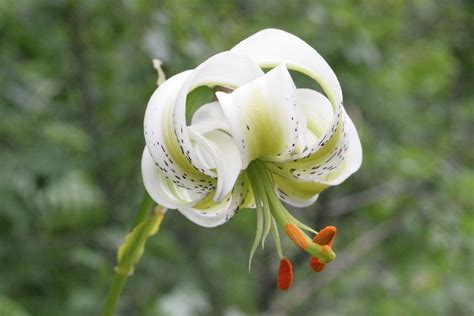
[
  {"x1": 189, "y1": 101, "x2": 230, "y2": 135},
  {"x1": 321, "y1": 112, "x2": 362, "y2": 185},
  {"x1": 144, "y1": 71, "x2": 216, "y2": 195},
  {"x1": 260, "y1": 79, "x2": 361, "y2": 186},
  {"x1": 178, "y1": 174, "x2": 251, "y2": 227},
  {"x1": 141, "y1": 147, "x2": 204, "y2": 209},
  {"x1": 232, "y1": 28, "x2": 348, "y2": 158},
  {"x1": 145, "y1": 52, "x2": 263, "y2": 196},
  {"x1": 267, "y1": 110, "x2": 361, "y2": 185},
  {"x1": 188, "y1": 129, "x2": 243, "y2": 202},
  {"x1": 216, "y1": 64, "x2": 302, "y2": 167},
  {"x1": 298, "y1": 88, "x2": 333, "y2": 139},
  {"x1": 172, "y1": 51, "x2": 263, "y2": 172},
  {"x1": 293, "y1": 92, "x2": 308, "y2": 155},
  {"x1": 232, "y1": 29, "x2": 342, "y2": 109},
  {"x1": 192, "y1": 140, "x2": 216, "y2": 170},
  {"x1": 272, "y1": 172, "x2": 328, "y2": 207}
]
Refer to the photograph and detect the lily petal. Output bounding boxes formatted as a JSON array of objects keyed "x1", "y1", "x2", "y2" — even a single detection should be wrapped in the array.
[
  {"x1": 178, "y1": 173, "x2": 252, "y2": 227},
  {"x1": 268, "y1": 108, "x2": 361, "y2": 186},
  {"x1": 188, "y1": 129, "x2": 243, "y2": 202},
  {"x1": 190, "y1": 101, "x2": 230, "y2": 135},
  {"x1": 298, "y1": 89, "x2": 333, "y2": 140},
  {"x1": 319, "y1": 111, "x2": 362, "y2": 185},
  {"x1": 144, "y1": 71, "x2": 216, "y2": 196},
  {"x1": 266, "y1": 88, "x2": 361, "y2": 187},
  {"x1": 216, "y1": 64, "x2": 302, "y2": 168},
  {"x1": 141, "y1": 147, "x2": 204, "y2": 209},
  {"x1": 231, "y1": 28, "x2": 348, "y2": 160},
  {"x1": 231, "y1": 28, "x2": 342, "y2": 111},
  {"x1": 144, "y1": 52, "x2": 263, "y2": 204},
  {"x1": 272, "y1": 172, "x2": 328, "y2": 207},
  {"x1": 171, "y1": 51, "x2": 264, "y2": 175}
]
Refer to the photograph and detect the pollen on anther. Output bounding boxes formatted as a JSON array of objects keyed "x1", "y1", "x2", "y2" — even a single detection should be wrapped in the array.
[
  {"x1": 284, "y1": 223, "x2": 308, "y2": 250},
  {"x1": 313, "y1": 226, "x2": 336, "y2": 247},
  {"x1": 309, "y1": 226, "x2": 337, "y2": 273},
  {"x1": 310, "y1": 256, "x2": 325, "y2": 272},
  {"x1": 277, "y1": 257, "x2": 293, "y2": 291}
]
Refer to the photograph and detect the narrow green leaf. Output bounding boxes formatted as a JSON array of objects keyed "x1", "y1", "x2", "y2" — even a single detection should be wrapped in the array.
[{"x1": 115, "y1": 208, "x2": 165, "y2": 276}]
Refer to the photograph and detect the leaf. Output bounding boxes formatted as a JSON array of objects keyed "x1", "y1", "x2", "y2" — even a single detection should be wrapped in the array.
[
  {"x1": 0, "y1": 296, "x2": 30, "y2": 316},
  {"x1": 115, "y1": 208, "x2": 165, "y2": 276}
]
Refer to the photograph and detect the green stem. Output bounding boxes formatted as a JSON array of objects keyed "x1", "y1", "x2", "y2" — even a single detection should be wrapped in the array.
[
  {"x1": 101, "y1": 191, "x2": 155, "y2": 316},
  {"x1": 102, "y1": 274, "x2": 127, "y2": 316},
  {"x1": 132, "y1": 192, "x2": 154, "y2": 228}
]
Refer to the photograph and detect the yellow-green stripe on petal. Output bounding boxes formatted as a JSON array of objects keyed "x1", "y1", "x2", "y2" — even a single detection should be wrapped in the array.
[
  {"x1": 216, "y1": 64, "x2": 303, "y2": 168},
  {"x1": 271, "y1": 172, "x2": 328, "y2": 207}
]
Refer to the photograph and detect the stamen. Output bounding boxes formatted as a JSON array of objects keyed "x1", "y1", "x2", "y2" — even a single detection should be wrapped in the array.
[
  {"x1": 312, "y1": 225, "x2": 336, "y2": 246},
  {"x1": 310, "y1": 226, "x2": 337, "y2": 272},
  {"x1": 284, "y1": 223, "x2": 308, "y2": 250},
  {"x1": 261, "y1": 190, "x2": 272, "y2": 249},
  {"x1": 271, "y1": 218, "x2": 284, "y2": 259},
  {"x1": 278, "y1": 257, "x2": 293, "y2": 291},
  {"x1": 310, "y1": 257, "x2": 325, "y2": 272},
  {"x1": 248, "y1": 190, "x2": 264, "y2": 271},
  {"x1": 247, "y1": 161, "x2": 336, "y2": 271}
]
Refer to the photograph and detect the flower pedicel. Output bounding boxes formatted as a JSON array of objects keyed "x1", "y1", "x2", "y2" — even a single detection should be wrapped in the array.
[{"x1": 142, "y1": 29, "x2": 362, "y2": 290}]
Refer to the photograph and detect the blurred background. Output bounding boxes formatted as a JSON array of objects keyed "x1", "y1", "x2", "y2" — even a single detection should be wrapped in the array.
[{"x1": 1, "y1": 0, "x2": 473, "y2": 315}]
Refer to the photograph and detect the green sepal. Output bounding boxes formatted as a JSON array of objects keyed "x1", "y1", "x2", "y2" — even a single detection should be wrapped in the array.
[{"x1": 115, "y1": 208, "x2": 165, "y2": 276}]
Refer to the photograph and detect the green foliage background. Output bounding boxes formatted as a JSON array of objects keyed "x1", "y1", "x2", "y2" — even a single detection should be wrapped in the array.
[{"x1": 0, "y1": 0, "x2": 472, "y2": 315}]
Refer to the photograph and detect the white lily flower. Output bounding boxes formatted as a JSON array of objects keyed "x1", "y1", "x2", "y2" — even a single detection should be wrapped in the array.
[{"x1": 141, "y1": 29, "x2": 362, "y2": 290}]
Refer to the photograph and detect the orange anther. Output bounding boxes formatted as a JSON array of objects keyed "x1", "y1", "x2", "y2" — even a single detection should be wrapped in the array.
[
  {"x1": 310, "y1": 257, "x2": 325, "y2": 272},
  {"x1": 310, "y1": 226, "x2": 336, "y2": 272},
  {"x1": 278, "y1": 257, "x2": 293, "y2": 291},
  {"x1": 284, "y1": 223, "x2": 308, "y2": 250},
  {"x1": 313, "y1": 226, "x2": 336, "y2": 246}
]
